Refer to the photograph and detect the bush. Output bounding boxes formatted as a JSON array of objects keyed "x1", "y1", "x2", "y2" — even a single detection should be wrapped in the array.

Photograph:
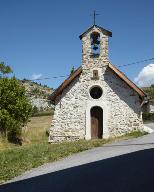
[
  {"x1": 31, "y1": 88, "x2": 40, "y2": 94},
  {"x1": 0, "y1": 77, "x2": 32, "y2": 142},
  {"x1": 142, "y1": 112, "x2": 154, "y2": 121},
  {"x1": 142, "y1": 87, "x2": 154, "y2": 99}
]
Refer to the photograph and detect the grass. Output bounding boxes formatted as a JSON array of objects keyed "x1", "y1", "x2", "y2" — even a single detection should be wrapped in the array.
[
  {"x1": 124, "y1": 131, "x2": 148, "y2": 138},
  {"x1": 0, "y1": 140, "x2": 106, "y2": 183},
  {"x1": 0, "y1": 115, "x2": 148, "y2": 183},
  {"x1": 0, "y1": 137, "x2": 17, "y2": 149},
  {"x1": 31, "y1": 110, "x2": 54, "y2": 117},
  {"x1": 0, "y1": 116, "x2": 52, "y2": 149},
  {"x1": 22, "y1": 116, "x2": 51, "y2": 144},
  {"x1": 0, "y1": 127, "x2": 147, "y2": 184}
]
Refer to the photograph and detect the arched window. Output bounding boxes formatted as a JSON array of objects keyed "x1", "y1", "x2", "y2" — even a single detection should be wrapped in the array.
[{"x1": 90, "y1": 32, "x2": 100, "y2": 56}]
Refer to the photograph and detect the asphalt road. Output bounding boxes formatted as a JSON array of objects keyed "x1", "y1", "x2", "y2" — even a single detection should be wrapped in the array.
[
  {"x1": 144, "y1": 122, "x2": 154, "y2": 130},
  {"x1": 1, "y1": 123, "x2": 154, "y2": 192}
]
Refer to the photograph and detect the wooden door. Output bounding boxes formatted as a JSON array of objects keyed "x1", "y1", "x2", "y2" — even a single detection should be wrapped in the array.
[{"x1": 91, "y1": 107, "x2": 103, "y2": 139}]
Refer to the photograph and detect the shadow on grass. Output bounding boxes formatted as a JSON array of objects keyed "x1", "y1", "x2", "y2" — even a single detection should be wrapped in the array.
[{"x1": 1, "y1": 148, "x2": 154, "y2": 192}]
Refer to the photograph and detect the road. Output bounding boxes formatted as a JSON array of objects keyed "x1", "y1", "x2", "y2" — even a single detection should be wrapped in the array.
[
  {"x1": 144, "y1": 122, "x2": 154, "y2": 130},
  {"x1": 1, "y1": 124, "x2": 154, "y2": 192}
]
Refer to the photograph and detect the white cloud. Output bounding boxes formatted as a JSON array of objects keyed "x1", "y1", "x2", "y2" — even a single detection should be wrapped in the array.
[
  {"x1": 31, "y1": 73, "x2": 43, "y2": 80},
  {"x1": 134, "y1": 64, "x2": 154, "y2": 87}
]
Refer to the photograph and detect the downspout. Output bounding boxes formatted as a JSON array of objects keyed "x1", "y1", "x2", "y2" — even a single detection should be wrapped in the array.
[{"x1": 140, "y1": 96, "x2": 149, "y2": 107}]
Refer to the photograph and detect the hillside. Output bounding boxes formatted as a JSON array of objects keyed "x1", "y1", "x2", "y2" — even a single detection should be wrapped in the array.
[
  {"x1": 20, "y1": 79, "x2": 54, "y2": 99},
  {"x1": 20, "y1": 79, "x2": 54, "y2": 111}
]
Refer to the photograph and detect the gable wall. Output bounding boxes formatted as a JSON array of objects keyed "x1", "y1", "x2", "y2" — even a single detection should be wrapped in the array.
[{"x1": 49, "y1": 65, "x2": 143, "y2": 142}]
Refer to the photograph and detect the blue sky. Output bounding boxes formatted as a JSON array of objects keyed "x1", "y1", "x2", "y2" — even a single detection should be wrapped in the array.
[{"x1": 0, "y1": 0, "x2": 154, "y2": 88}]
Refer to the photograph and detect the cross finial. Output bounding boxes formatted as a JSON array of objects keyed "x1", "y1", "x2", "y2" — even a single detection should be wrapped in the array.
[{"x1": 91, "y1": 10, "x2": 99, "y2": 25}]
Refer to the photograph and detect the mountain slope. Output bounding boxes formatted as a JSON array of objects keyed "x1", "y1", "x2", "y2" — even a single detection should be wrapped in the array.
[{"x1": 20, "y1": 79, "x2": 54, "y2": 111}]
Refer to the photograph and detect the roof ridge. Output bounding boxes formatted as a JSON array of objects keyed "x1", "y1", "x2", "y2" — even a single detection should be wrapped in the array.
[{"x1": 79, "y1": 25, "x2": 112, "y2": 39}]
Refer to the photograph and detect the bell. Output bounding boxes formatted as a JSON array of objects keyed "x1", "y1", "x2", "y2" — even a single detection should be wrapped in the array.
[
  {"x1": 95, "y1": 40, "x2": 100, "y2": 45},
  {"x1": 93, "y1": 44, "x2": 98, "y2": 50}
]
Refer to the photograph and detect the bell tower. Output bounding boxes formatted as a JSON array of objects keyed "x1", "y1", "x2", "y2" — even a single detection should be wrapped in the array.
[{"x1": 79, "y1": 25, "x2": 112, "y2": 70}]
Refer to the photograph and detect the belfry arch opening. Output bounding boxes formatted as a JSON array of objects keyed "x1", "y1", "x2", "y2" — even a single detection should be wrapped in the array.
[{"x1": 90, "y1": 32, "x2": 100, "y2": 56}]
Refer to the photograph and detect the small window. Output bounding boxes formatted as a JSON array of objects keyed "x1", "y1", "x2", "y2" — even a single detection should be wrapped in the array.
[
  {"x1": 90, "y1": 32, "x2": 100, "y2": 56},
  {"x1": 93, "y1": 70, "x2": 98, "y2": 78},
  {"x1": 90, "y1": 86, "x2": 102, "y2": 99},
  {"x1": 91, "y1": 70, "x2": 99, "y2": 80}
]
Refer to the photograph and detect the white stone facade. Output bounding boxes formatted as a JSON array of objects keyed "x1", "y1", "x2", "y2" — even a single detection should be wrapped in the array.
[{"x1": 49, "y1": 25, "x2": 144, "y2": 142}]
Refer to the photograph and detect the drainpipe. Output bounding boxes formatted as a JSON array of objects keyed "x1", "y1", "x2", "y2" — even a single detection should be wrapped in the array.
[{"x1": 140, "y1": 96, "x2": 149, "y2": 107}]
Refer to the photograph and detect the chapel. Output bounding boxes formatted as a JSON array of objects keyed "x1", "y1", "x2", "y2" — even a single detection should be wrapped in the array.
[{"x1": 49, "y1": 23, "x2": 146, "y2": 142}]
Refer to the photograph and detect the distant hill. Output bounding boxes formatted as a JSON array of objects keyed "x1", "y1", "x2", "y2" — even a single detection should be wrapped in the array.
[
  {"x1": 20, "y1": 79, "x2": 54, "y2": 99},
  {"x1": 19, "y1": 79, "x2": 54, "y2": 111}
]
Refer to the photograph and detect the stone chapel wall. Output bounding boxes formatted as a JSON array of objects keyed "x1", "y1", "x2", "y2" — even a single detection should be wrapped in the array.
[
  {"x1": 49, "y1": 25, "x2": 144, "y2": 142},
  {"x1": 49, "y1": 66, "x2": 143, "y2": 142}
]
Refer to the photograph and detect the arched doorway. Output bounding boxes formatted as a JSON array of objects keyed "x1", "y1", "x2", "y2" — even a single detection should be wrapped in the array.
[{"x1": 90, "y1": 106, "x2": 103, "y2": 139}]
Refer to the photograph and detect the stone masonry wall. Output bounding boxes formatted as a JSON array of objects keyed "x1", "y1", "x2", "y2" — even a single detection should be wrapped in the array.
[
  {"x1": 49, "y1": 26, "x2": 144, "y2": 142},
  {"x1": 49, "y1": 77, "x2": 87, "y2": 142},
  {"x1": 104, "y1": 67, "x2": 143, "y2": 136},
  {"x1": 49, "y1": 65, "x2": 143, "y2": 142}
]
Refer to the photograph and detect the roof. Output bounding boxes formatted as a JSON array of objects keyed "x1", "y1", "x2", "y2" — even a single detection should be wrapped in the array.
[
  {"x1": 79, "y1": 24, "x2": 112, "y2": 40},
  {"x1": 49, "y1": 63, "x2": 146, "y2": 101}
]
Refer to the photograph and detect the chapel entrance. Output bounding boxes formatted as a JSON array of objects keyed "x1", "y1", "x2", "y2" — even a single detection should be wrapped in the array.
[{"x1": 91, "y1": 106, "x2": 103, "y2": 139}]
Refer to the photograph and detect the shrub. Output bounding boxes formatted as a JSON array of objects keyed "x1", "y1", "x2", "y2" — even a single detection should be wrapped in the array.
[
  {"x1": 142, "y1": 87, "x2": 154, "y2": 99},
  {"x1": 142, "y1": 112, "x2": 154, "y2": 121},
  {"x1": 0, "y1": 77, "x2": 32, "y2": 142},
  {"x1": 31, "y1": 88, "x2": 40, "y2": 94}
]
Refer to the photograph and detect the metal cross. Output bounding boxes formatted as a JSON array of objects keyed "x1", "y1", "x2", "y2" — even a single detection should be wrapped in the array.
[{"x1": 91, "y1": 10, "x2": 99, "y2": 25}]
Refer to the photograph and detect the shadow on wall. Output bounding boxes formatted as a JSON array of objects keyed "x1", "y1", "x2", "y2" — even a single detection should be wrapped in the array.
[
  {"x1": 104, "y1": 67, "x2": 141, "y2": 115},
  {"x1": 1, "y1": 148, "x2": 154, "y2": 192}
]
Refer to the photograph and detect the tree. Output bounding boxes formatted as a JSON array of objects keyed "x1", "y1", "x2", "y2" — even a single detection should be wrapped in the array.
[
  {"x1": 0, "y1": 63, "x2": 32, "y2": 143},
  {"x1": 70, "y1": 66, "x2": 75, "y2": 75},
  {"x1": 0, "y1": 62, "x2": 13, "y2": 76},
  {"x1": 151, "y1": 84, "x2": 154, "y2": 88}
]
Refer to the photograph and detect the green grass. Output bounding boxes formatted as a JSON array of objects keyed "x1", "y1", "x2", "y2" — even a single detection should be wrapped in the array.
[
  {"x1": 124, "y1": 131, "x2": 148, "y2": 138},
  {"x1": 22, "y1": 116, "x2": 51, "y2": 144},
  {"x1": 0, "y1": 116, "x2": 52, "y2": 149},
  {"x1": 31, "y1": 110, "x2": 54, "y2": 117},
  {"x1": 0, "y1": 130, "x2": 147, "y2": 184}
]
